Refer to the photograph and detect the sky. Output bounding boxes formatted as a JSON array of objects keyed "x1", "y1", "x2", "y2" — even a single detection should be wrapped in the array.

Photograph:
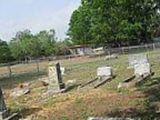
[{"x1": 0, "y1": 0, "x2": 81, "y2": 41}]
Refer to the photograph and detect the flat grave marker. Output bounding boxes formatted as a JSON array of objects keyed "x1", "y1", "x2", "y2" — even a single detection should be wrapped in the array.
[
  {"x1": 97, "y1": 67, "x2": 112, "y2": 77},
  {"x1": 134, "y1": 63, "x2": 151, "y2": 76}
]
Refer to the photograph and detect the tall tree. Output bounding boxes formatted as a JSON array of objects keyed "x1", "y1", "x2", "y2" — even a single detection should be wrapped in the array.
[
  {"x1": 0, "y1": 39, "x2": 13, "y2": 63},
  {"x1": 68, "y1": 1, "x2": 93, "y2": 45},
  {"x1": 9, "y1": 29, "x2": 57, "y2": 61},
  {"x1": 68, "y1": 0, "x2": 160, "y2": 47},
  {"x1": 9, "y1": 29, "x2": 33, "y2": 61},
  {"x1": 36, "y1": 29, "x2": 56, "y2": 56}
]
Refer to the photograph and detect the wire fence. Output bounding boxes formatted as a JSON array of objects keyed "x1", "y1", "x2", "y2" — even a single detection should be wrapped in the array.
[{"x1": 0, "y1": 42, "x2": 160, "y2": 83}]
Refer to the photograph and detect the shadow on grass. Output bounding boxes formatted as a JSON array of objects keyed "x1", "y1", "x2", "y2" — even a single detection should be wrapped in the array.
[
  {"x1": 65, "y1": 84, "x2": 80, "y2": 92},
  {"x1": 105, "y1": 76, "x2": 160, "y2": 119},
  {"x1": 0, "y1": 71, "x2": 47, "y2": 90},
  {"x1": 106, "y1": 108, "x2": 147, "y2": 119},
  {"x1": 18, "y1": 107, "x2": 42, "y2": 119},
  {"x1": 139, "y1": 76, "x2": 160, "y2": 119}
]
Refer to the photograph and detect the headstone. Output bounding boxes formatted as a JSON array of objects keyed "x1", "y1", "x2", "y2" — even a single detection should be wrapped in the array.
[
  {"x1": 134, "y1": 63, "x2": 151, "y2": 76},
  {"x1": 48, "y1": 63, "x2": 65, "y2": 93},
  {"x1": 97, "y1": 67, "x2": 112, "y2": 77},
  {"x1": 129, "y1": 53, "x2": 151, "y2": 76},
  {"x1": 0, "y1": 87, "x2": 18, "y2": 120},
  {"x1": 0, "y1": 88, "x2": 7, "y2": 113},
  {"x1": 129, "y1": 53, "x2": 149, "y2": 68}
]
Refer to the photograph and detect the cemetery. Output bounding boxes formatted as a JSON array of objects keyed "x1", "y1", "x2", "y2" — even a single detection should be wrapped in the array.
[
  {"x1": 0, "y1": 50, "x2": 159, "y2": 120},
  {"x1": 0, "y1": 0, "x2": 160, "y2": 119}
]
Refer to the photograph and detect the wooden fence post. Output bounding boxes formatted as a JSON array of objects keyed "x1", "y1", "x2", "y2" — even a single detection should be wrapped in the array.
[
  {"x1": 7, "y1": 63, "x2": 12, "y2": 80},
  {"x1": 36, "y1": 60, "x2": 40, "y2": 73}
]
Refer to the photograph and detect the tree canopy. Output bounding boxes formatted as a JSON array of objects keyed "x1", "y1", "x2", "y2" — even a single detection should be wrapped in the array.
[
  {"x1": 0, "y1": 39, "x2": 13, "y2": 63},
  {"x1": 9, "y1": 29, "x2": 57, "y2": 61},
  {"x1": 68, "y1": 0, "x2": 160, "y2": 47}
]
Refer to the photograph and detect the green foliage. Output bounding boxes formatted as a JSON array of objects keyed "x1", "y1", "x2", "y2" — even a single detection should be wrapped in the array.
[
  {"x1": 68, "y1": 2, "x2": 93, "y2": 45},
  {"x1": 68, "y1": 0, "x2": 160, "y2": 46},
  {"x1": 0, "y1": 40, "x2": 13, "y2": 63},
  {"x1": 9, "y1": 29, "x2": 57, "y2": 61},
  {"x1": 36, "y1": 29, "x2": 56, "y2": 56}
]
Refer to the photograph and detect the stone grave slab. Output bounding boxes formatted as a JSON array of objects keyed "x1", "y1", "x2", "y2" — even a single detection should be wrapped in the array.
[
  {"x1": 134, "y1": 63, "x2": 151, "y2": 76},
  {"x1": 97, "y1": 67, "x2": 112, "y2": 77},
  {"x1": 48, "y1": 63, "x2": 65, "y2": 93},
  {"x1": 129, "y1": 53, "x2": 149, "y2": 68}
]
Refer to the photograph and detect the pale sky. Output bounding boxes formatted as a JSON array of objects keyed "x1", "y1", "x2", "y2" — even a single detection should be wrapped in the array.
[{"x1": 0, "y1": 0, "x2": 81, "y2": 41}]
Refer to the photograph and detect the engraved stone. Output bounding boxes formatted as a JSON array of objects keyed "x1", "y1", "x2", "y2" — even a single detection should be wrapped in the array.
[{"x1": 48, "y1": 63, "x2": 65, "y2": 93}]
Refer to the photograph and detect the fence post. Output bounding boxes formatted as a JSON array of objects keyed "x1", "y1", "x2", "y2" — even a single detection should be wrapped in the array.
[
  {"x1": 7, "y1": 63, "x2": 12, "y2": 79},
  {"x1": 36, "y1": 60, "x2": 40, "y2": 73}
]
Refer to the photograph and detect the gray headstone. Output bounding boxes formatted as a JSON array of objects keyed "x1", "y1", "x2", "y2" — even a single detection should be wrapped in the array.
[
  {"x1": 48, "y1": 63, "x2": 65, "y2": 93},
  {"x1": 0, "y1": 88, "x2": 7, "y2": 112},
  {"x1": 0, "y1": 88, "x2": 18, "y2": 120},
  {"x1": 0, "y1": 87, "x2": 9, "y2": 120}
]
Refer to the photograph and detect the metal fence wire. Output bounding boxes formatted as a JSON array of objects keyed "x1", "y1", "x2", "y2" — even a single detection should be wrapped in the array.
[{"x1": 0, "y1": 42, "x2": 160, "y2": 81}]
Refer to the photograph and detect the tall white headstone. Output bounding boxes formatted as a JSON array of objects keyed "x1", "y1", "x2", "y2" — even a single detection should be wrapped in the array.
[{"x1": 48, "y1": 63, "x2": 65, "y2": 93}]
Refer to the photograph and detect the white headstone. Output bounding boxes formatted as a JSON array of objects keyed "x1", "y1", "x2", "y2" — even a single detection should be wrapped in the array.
[
  {"x1": 48, "y1": 65, "x2": 60, "y2": 92},
  {"x1": 129, "y1": 53, "x2": 149, "y2": 68},
  {"x1": 134, "y1": 63, "x2": 151, "y2": 76},
  {"x1": 97, "y1": 67, "x2": 112, "y2": 77}
]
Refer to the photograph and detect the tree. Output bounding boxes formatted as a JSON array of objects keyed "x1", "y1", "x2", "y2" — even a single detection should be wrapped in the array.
[
  {"x1": 68, "y1": 0, "x2": 160, "y2": 47},
  {"x1": 9, "y1": 29, "x2": 57, "y2": 61},
  {"x1": 36, "y1": 29, "x2": 56, "y2": 56},
  {"x1": 68, "y1": 1, "x2": 93, "y2": 45},
  {"x1": 9, "y1": 29, "x2": 33, "y2": 61},
  {"x1": 0, "y1": 39, "x2": 13, "y2": 63}
]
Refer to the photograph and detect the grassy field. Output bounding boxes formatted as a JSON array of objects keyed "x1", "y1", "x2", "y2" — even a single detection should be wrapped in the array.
[{"x1": 1, "y1": 50, "x2": 160, "y2": 120}]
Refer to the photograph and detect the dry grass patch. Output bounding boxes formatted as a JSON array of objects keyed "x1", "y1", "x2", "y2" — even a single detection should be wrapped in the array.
[{"x1": 34, "y1": 89, "x2": 145, "y2": 120}]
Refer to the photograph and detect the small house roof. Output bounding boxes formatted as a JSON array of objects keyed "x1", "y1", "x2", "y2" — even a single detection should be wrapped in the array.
[
  {"x1": 93, "y1": 47, "x2": 104, "y2": 51},
  {"x1": 68, "y1": 45, "x2": 89, "y2": 49}
]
